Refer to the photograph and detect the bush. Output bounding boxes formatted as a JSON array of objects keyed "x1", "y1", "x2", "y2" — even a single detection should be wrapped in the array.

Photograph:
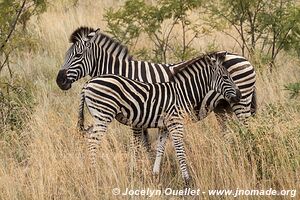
[{"x1": 0, "y1": 77, "x2": 35, "y2": 133}]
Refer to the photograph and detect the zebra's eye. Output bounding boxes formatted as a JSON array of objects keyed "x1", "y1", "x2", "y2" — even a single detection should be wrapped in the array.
[
  {"x1": 86, "y1": 42, "x2": 91, "y2": 48},
  {"x1": 76, "y1": 47, "x2": 83, "y2": 55}
]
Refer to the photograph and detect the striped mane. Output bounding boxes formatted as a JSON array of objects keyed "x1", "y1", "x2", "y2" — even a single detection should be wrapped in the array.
[
  {"x1": 69, "y1": 27, "x2": 96, "y2": 43},
  {"x1": 168, "y1": 51, "x2": 226, "y2": 75},
  {"x1": 69, "y1": 26, "x2": 132, "y2": 60},
  {"x1": 97, "y1": 32, "x2": 132, "y2": 60}
]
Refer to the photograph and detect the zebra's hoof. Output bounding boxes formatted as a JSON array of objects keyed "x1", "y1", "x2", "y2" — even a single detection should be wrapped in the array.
[
  {"x1": 85, "y1": 125, "x2": 93, "y2": 132},
  {"x1": 77, "y1": 125, "x2": 93, "y2": 138},
  {"x1": 152, "y1": 172, "x2": 160, "y2": 184},
  {"x1": 184, "y1": 177, "x2": 192, "y2": 188}
]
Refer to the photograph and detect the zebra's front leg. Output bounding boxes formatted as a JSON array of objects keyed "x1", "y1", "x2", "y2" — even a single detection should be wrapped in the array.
[
  {"x1": 153, "y1": 127, "x2": 168, "y2": 175},
  {"x1": 166, "y1": 117, "x2": 190, "y2": 186}
]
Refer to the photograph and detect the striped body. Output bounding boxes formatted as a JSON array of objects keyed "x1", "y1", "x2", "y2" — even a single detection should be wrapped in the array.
[{"x1": 84, "y1": 75, "x2": 179, "y2": 128}]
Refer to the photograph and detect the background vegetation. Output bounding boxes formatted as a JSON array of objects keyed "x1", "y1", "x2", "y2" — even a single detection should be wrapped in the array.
[{"x1": 0, "y1": 0, "x2": 299, "y2": 199}]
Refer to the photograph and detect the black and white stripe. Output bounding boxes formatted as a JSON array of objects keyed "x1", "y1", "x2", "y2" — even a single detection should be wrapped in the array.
[
  {"x1": 56, "y1": 27, "x2": 256, "y2": 133},
  {"x1": 79, "y1": 52, "x2": 241, "y2": 185},
  {"x1": 56, "y1": 28, "x2": 256, "y2": 177}
]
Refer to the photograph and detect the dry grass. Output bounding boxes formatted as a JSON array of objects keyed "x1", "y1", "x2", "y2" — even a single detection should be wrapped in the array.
[{"x1": 0, "y1": 1, "x2": 299, "y2": 199}]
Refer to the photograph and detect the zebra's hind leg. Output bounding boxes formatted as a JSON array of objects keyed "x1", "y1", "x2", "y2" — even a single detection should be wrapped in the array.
[
  {"x1": 132, "y1": 128, "x2": 144, "y2": 156},
  {"x1": 153, "y1": 127, "x2": 168, "y2": 175},
  {"x1": 88, "y1": 118, "x2": 110, "y2": 167},
  {"x1": 131, "y1": 128, "x2": 152, "y2": 153},
  {"x1": 142, "y1": 128, "x2": 151, "y2": 152},
  {"x1": 166, "y1": 117, "x2": 190, "y2": 187}
]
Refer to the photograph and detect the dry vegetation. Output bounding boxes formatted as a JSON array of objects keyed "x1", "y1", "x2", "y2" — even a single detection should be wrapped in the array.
[{"x1": 0, "y1": 1, "x2": 299, "y2": 199}]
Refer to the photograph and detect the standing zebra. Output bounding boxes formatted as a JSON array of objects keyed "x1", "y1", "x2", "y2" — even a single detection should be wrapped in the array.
[
  {"x1": 56, "y1": 27, "x2": 256, "y2": 145},
  {"x1": 79, "y1": 52, "x2": 241, "y2": 186},
  {"x1": 153, "y1": 53, "x2": 256, "y2": 175}
]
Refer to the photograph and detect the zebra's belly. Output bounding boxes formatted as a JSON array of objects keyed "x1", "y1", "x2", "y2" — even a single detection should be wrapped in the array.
[{"x1": 115, "y1": 112, "x2": 165, "y2": 128}]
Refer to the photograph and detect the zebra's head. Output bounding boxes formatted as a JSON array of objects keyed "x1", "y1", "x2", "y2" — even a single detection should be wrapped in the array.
[
  {"x1": 56, "y1": 27, "x2": 99, "y2": 90},
  {"x1": 56, "y1": 27, "x2": 132, "y2": 90},
  {"x1": 209, "y1": 51, "x2": 241, "y2": 103}
]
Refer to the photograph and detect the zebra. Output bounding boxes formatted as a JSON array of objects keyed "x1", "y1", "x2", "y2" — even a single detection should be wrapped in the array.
[
  {"x1": 56, "y1": 27, "x2": 256, "y2": 148},
  {"x1": 152, "y1": 53, "x2": 256, "y2": 175},
  {"x1": 78, "y1": 52, "x2": 241, "y2": 186}
]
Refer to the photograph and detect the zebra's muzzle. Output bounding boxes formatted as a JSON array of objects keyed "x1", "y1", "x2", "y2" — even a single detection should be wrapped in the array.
[
  {"x1": 56, "y1": 69, "x2": 72, "y2": 90},
  {"x1": 229, "y1": 89, "x2": 241, "y2": 103}
]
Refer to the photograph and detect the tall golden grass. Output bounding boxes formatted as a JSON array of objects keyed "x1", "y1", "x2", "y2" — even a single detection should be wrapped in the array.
[{"x1": 0, "y1": 1, "x2": 299, "y2": 199}]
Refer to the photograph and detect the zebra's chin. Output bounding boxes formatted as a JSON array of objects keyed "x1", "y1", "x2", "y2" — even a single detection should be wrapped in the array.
[{"x1": 57, "y1": 82, "x2": 72, "y2": 90}]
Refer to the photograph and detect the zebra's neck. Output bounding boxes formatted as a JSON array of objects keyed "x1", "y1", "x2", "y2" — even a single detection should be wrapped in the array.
[
  {"x1": 174, "y1": 63, "x2": 213, "y2": 113},
  {"x1": 89, "y1": 34, "x2": 207, "y2": 83},
  {"x1": 91, "y1": 56, "x2": 177, "y2": 83}
]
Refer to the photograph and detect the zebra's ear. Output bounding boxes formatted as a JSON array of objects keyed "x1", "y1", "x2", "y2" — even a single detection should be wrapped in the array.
[
  {"x1": 93, "y1": 28, "x2": 101, "y2": 36},
  {"x1": 216, "y1": 51, "x2": 227, "y2": 63},
  {"x1": 87, "y1": 28, "x2": 100, "y2": 37},
  {"x1": 87, "y1": 32, "x2": 96, "y2": 37}
]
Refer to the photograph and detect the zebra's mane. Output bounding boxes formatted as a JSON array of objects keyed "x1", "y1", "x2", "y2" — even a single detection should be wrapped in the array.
[
  {"x1": 70, "y1": 27, "x2": 132, "y2": 60},
  {"x1": 169, "y1": 51, "x2": 227, "y2": 75},
  {"x1": 204, "y1": 51, "x2": 227, "y2": 62},
  {"x1": 69, "y1": 27, "x2": 96, "y2": 43},
  {"x1": 97, "y1": 32, "x2": 132, "y2": 60}
]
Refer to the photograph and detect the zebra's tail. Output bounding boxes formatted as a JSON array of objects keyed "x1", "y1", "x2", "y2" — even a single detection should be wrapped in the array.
[
  {"x1": 77, "y1": 88, "x2": 86, "y2": 132},
  {"x1": 77, "y1": 85, "x2": 94, "y2": 137},
  {"x1": 250, "y1": 87, "x2": 257, "y2": 116}
]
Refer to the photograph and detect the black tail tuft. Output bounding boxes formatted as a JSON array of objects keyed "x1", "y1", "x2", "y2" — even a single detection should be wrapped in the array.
[{"x1": 250, "y1": 87, "x2": 257, "y2": 116}]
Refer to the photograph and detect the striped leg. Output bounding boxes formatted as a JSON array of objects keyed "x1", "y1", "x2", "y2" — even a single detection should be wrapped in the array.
[
  {"x1": 132, "y1": 128, "x2": 143, "y2": 155},
  {"x1": 230, "y1": 92, "x2": 254, "y2": 126},
  {"x1": 166, "y1": 116, "x2": 190, "y2": 186},
  {"x1": 88, "y1": 118, "x2": 111, "y2": 166},
  {"x1": 131, "y1": 128, "x2": 151, "y2": 153},
  {"x1": 153, "y1": 127, "x2": 168, "y2": 175},
  {"x1": 77, "y1": 89, "x2": 85, "y2": 131},
  {"x1": 142, "y1": 129, "x2": 151, "y2": 152}
]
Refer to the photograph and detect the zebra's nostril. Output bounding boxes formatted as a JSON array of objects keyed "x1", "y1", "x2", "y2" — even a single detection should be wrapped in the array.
[
  {"x1": 233, "y1": 96, "x2": 240, "y2": 102},
  {"x1": 230, "y1": 90, "x2": 241, "y2": 103},
  {"x1": 56, "y1": 70, "x2": 66, "y2": 83}
]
